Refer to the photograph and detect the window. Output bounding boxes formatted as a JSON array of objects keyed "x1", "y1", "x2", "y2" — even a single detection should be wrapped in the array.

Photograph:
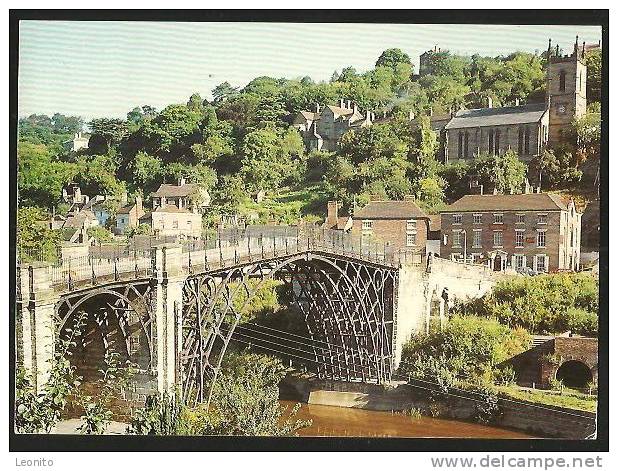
[
  {"x1": 173, "y1": 220, "x2": 179, "y2": 229},
  {"x1": 493, "y1": 213, "x2": 503, "y2": 224},
  {"x1": 473, "y1": 230, "x2": 482, "y2": 247},
  {"x1": 464, "y1": 131, "x2": 469, "y2": 158},
  {"x1": 458, "y1": 131, "x2": 463, "y2": 158},
  {"x1": 495, "y1": 129, "x2": 500, "y2": 155},
  {"x1": 516, "y1": 213, "x2": 525, "y2": 224},
  {"x1": 514, "y1": 254, "x2": 525, "y2": 269},
  {"x1": 187, "y1": 220, "x2": 192, "y2": 227},
  {"x1": 453, "y1": 214, "x2": 462, "y2": 224},
  {"x1": 493, "y1": 231, "x2": 503, "y2": 247},
  {"x1": 536, "y1": 254, "x2": 547, "y2": 272},
  {"x1": 406, "y1": 232, "x2": 416, "y2": 247},
  {"x1": 473, "y1": 214, "x2": 482, "y2": 224},
  {"x1": 406, "y1": 220, "x2": 417, "y2": 231},
  {"x1": 452, "y1": 231, "x2": 462, "y2": 247},
  {"x1": 362, "y1": 220, "x2": 373, "y2": 231},
  {"x1": 537, "y1": 214, "x2": 547, "y2": 224},
  {"x1": 518, "y1": 127, "x2": 523, "y2": 155},
  {"x1": 537, "y1": 230, "x2": 546, "y2": 248},
  {"x1": 488, "y1": 130, "x2": 494, "y2": 155},
  {"x1": 559, "y1": 70, "x2": 566, "y2": 92},
  {"x1": 515, "y1": 230, "x2": 525, "y2": 247},
  {"x1": 524, "y1": 126, "x2": 530, "y2": 154}
]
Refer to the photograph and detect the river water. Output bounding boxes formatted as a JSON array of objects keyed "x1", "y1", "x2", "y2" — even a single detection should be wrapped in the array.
[{"x1": 279, "y1": 400, "x2": 537, "y2": 438}]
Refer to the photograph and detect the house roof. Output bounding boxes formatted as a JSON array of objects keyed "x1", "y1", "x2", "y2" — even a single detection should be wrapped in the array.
[
  {"x1": 325, "y1": 104, "x2": 355, "y2": 117},
  {"x1": 151, "y1": 183, "x2": 202, "y2": 198},
  {"x1": 354, "y1": 200, "x2": 429, "y2": 220},
  {"x1": 117, "y1": 204, "x2": 137, "y2": 215},
  {"x1": 442, "y1": 193, "x2": 570, "y2": 213},
  {"x1": 444, "y1": 103, "x2": 547, "y2": 130},
  {"x1": 62, "y1": 210, "x2": 97, "y2": 228},
  {"x1": 300, "y1": 111, "x2": 319, "y2": 120}
]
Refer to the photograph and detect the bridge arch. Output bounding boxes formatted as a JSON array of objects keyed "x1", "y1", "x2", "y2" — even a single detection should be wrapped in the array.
[
  {"x1": 54, "y1": 281, "x2": 157, "y2": 413},
  {"x1": 181, "y1": 252, "x2": 397, "y2": 407},
  {"x1": 555, "y1": 359, "x2": 594, "y2": 389}
]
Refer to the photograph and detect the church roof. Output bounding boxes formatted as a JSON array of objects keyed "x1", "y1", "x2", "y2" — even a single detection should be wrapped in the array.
[{"x1": 444, "y1": 103, "x2": 547, "y2": 130}]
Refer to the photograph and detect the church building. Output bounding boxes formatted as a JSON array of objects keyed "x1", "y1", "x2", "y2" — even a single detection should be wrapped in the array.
[{"x1": 443, "y1": 37, "x2": 588, "y2": 164}]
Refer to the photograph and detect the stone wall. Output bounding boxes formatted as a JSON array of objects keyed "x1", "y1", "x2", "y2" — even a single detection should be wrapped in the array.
[
  {"x1": 282, "y1": 376, "x2": 596, "y2": 439},
  {"x1": 393, "y1": 257, "x2": 502, "y2": 367}
]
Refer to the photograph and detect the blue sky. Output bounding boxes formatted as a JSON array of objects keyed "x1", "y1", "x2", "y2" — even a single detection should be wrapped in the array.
[{"x1": 18, "y1": 21, "x2": 602, "y2": 120}]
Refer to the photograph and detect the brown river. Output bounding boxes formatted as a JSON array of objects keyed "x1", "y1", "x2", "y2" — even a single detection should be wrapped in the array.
[{"x1": 279, "y1": 400, "x2": 537, "y2": 438}]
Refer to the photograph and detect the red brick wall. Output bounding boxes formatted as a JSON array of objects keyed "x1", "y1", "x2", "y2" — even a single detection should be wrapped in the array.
[
  {"x1": 351, "y1": 218, "x2": 429, "y2": 251},
  {"x1": 440, "y1": 210, "x2": 565, "y2": 270}
]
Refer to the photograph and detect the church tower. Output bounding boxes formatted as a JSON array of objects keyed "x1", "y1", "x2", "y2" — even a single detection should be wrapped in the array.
[{"x1": 546, "y1": 37, "x2": 587, "y2": 146}]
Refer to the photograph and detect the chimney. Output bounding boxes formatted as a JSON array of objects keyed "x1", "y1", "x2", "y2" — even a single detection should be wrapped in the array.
[
  {"x1": 469, "y1": 178, "x2": 483, "y2": 195},
  {"x1": 347, "y1": 99, "x2": 352, "y2": 109},
  {"x1": 316, "y1": 103, "x2": 321, "y2": 113},
  {"x1": 352, "y1": 102, "x2": 358, "y2": 114},
  {"x1": 121, "y1": 191, "x2": 128, "y2": 205},
  {"x1": 339, "y1": 99, "x2": 345, "y2": 108},
  {"x1": 487, "y1": 96, "x2": 493, "y2": 108},
  {"x1": 327, "y1": 201, "x2": 339, "y2": 228},
  {"x1": 366, "y1": 110, "x2": 371, "y2": 122},
  {"x1": 178, "y1": 176, "x2": 186, "y2": 186},
  {"x1": 135, "y1": 195, "x2": 143, "y2": 212},
  {"x1": 514, "y1": 97, "x2": 520, "y2": 106}
]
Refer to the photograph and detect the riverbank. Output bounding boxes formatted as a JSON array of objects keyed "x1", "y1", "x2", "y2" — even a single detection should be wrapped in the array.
[
  {"x1": 280, "y1": 375, "x2": 596, "y2": 439},
  {"x1": 279, "y1": 400, "x2": 536, "y2": 438}
]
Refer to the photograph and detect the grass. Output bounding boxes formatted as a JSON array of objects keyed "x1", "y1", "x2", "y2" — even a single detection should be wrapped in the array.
[
  {"x1": 495, "y1": 385, "x2": 597, "y2": 413},
  {"x1": 238, "y1": 184, "x2": 328, "y2": 225}
]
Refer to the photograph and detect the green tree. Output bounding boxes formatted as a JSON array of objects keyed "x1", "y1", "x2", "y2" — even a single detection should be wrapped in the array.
[
  {"x1": 583, "y1": 48, "x2": 601, "y2": 103},
  {"x1": 17, "y1": 207, "x2": 62, "y2": 262},
  {"x1": 212, "y1": 81, "x2": 239, "y2": 105},
  {"x1": 471, "y1": 151, "x2": 527, "y2": 194},
  {"x1": 530, "y1": 148, "x2": 582, "y2": 189},
  {"x1": 88, "y1": 118, "x2": 128, "y2": 153},
  {"x1": 376, "y1": 48, "x2": 412, "y2": 69}
]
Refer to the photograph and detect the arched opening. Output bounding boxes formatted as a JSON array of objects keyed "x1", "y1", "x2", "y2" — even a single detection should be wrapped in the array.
[
  {"x1": 57, "y1": 289, "x2": 155, "y2": 418},
  {"x1": 555, "y1": 360, "x2": 592, "y2": 389}
]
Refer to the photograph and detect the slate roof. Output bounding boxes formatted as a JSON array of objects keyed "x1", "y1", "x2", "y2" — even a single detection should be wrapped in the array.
[
  {"x1": 442, "y1": 193, "x2": 569, "y2": 213},
  {"x1": 444, "y1": 103, "x2": 547, "y2": 130},
  {"x1": 117, "y1": 204, "x2": 136, "y2": 215},
  {"x1": 325, "y1": 105, "x2": 355, "y2": 116},
  {"x1": 354, "y1": 200, "x2": 429, "y2": 220},
  {"x1": 300, "y1": 111, "x2": 319, "y2": 120},
  {"x1": 63, "y1": 210, "x2": 97, "y2": 228},
  {"x1": 151, "y1": 183, "x2": 200, "y2": 198}
]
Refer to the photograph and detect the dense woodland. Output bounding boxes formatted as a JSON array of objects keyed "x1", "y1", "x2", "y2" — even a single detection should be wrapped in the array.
[{"x1": 17, "y1": 47, "x2": 601, "y2": 247}]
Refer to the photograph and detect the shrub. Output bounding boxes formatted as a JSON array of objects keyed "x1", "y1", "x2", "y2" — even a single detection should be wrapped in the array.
[
  {"x1": 452, "y1": 273, "x2": 598, "y2": 336},
  {"x1": 398, "y1": 315, "x2": 530, "y2": 385}
]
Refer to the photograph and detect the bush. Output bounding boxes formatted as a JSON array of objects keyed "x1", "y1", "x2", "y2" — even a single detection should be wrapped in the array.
[
  {"x1": 452, "y1": 273, "x2": 599, "y2": 336},
  {"x1": 398, "y1": 315, "x2": 530, "y2": 385}
]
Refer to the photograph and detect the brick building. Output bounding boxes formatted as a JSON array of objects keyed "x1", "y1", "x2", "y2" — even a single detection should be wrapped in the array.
[
  {"x1": 351, "y1": 198, "x2": 430, "y2": 253},
  {"x1": 440, "y1": 192, "x2": 581, "y2": 272}
]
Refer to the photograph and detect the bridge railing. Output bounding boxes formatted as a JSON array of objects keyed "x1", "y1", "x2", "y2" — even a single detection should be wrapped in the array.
[
  {"x1": 21, "y1": 225, "x2": 425, "y2": 291},
  {"x1": 46, "y1": 249, "x2": 154, "y2": 290}
]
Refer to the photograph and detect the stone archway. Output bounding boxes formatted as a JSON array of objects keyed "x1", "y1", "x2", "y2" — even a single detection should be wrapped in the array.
[{"x1": 555, "y1": 360, "x2": 593, "y2": 388}]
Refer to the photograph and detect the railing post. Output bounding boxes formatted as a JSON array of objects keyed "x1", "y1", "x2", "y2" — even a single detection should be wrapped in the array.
[
  {"x1": 234, "y1": 245, "x2": 238, "y2": 264},
  {"x1": 67, "y1": 257, "x2": 73, "y2": 291},
  {"x1": 247, "y1": 235, "x2": 252, "y2": 262},
  {"x1": 114, "y1": 256, "x2": 119, "y2": 281},
  {"x1": 134, "y1": 248, "x2": 138, "y2": 278},
  {"x1": 91, "y1": 255, "x2": 97, "y2": 285},
  {"x1": 188, "y1": 245, "x2": 193, "y2": 274},
  {"x1": 285, "y1": 237, "x2": 289, "y2": 255},
  {"x1": 261, "y1": 235, "x2": 265, "y2": 260}
]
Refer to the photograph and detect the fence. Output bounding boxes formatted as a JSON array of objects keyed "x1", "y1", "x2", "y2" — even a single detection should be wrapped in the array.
[{"x1": 21, "y1": 225, "x2": 426, "y2": 291}]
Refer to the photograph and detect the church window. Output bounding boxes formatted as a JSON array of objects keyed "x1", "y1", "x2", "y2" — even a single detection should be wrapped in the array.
[
  {"x1": 495, "y1": 129, "x2": 501, "y2": 155},
  {"x1": 559, "y1": 70, "x2": 566, "y2": 92},
  {"x1": 458, "y1": 131, "x2": 463, "y2": 158},
  {"x1": 464, "y1": 131, "x2": 469, "y2": 158},
  {"x1": 524, "y1": 126, "x2": 530, "y2": 154},
  {"x1": 488, "y1": 130, "x2": 494, "y2": 155},
  {"x1": 518, "y1": 127, "x2": 523, "y2": 155}
]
